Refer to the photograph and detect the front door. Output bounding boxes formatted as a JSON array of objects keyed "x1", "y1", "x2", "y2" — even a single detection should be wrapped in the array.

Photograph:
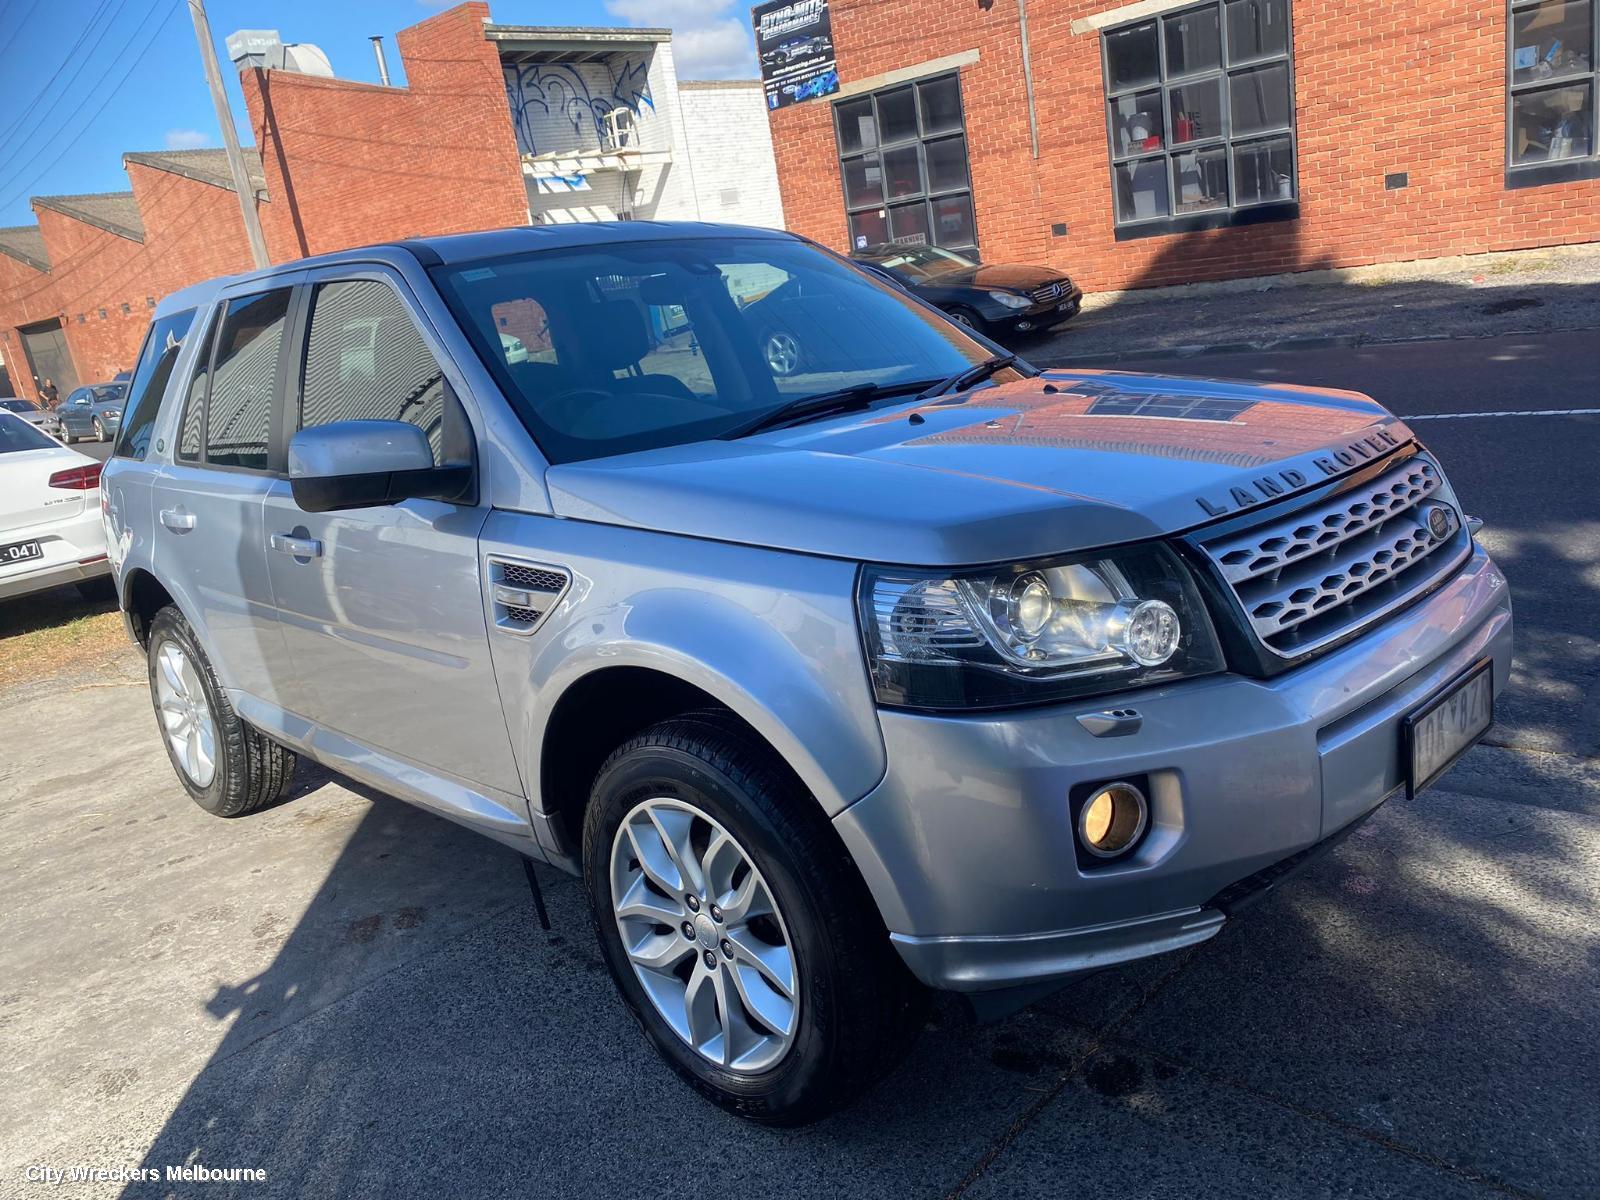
[{"x1": 261, "y1": 270, "x2": 520, "y2": 796}]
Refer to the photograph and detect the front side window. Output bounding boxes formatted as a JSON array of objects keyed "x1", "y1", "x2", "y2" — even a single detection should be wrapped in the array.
[
  {"x1": 432, "y1": 236, "x2": 995, "y2": 464},
  {"x1": 1508, "y1": 0, "x2": 1598, "y2": 177},
  {"x1": 114, "y1": 308, "x2": 195, "y2": 462},
  {"x1": 1101, "y1": 0, "x2": 1297, "y2": 230},
  {"x1": 299, "y1": 279, "x2": 464, "y2": 465},
  {"x1": 833, "y1": 73, "x2": 978, "y2": 255},
  {"x1": 204, "y1": 290, "x2": 291, "y2": 471}
]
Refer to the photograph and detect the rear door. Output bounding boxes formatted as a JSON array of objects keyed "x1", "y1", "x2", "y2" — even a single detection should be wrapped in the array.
[
  {"x1": 150, "y1": 280, "x2": 301, "y2": 711},
  {"x1": 261, "y1": 266, "x2": 520, "y2": 794}
]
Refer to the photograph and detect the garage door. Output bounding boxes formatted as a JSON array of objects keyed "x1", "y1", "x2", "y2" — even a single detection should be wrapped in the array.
[{"x1": 19, "y1": 320, "x2": 79, "y2": 396}]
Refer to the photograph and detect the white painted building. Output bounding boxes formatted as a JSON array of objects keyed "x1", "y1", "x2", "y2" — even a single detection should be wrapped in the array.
[{"x1": 491, "y1": 26, "x2": 785, "y2": 230}]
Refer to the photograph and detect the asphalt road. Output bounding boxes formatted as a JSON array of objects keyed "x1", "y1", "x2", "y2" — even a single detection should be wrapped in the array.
[{"x1": 1, "y1": 331, "x2": 1595, "y2": 1199}]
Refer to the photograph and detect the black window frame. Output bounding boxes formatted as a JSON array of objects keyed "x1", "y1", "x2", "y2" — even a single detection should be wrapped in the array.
[
  {"x1": 1099, "y1": 0, "x2": 1300, "y2": 240},
  {"x1": 831, "y1": 72, "x2": 980, "y2": 256},
  {"x1": 111, "y1": 306, "x2": 197, "y2": 462},
  {"x1": 1505, "y1": 0, "x2": 1600, "y2": 187}
]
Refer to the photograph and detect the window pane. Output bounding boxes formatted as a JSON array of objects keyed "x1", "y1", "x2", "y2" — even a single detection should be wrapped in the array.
[
  {"x1": 925, "y1": 134, "x2": 971, "y2": 192},
  {"x1": 837, "y1": 97, "x2": 876, "y2": 154},
  {"x1": 1511, "y1": 82, "x2": 1595, "y2": 163},
  {"x1": 883, "y1": 144, "x2": 923, "y2": 199},
  {"x1": 1233, "y1": 135, "x2": 1295, "y2": 203},
  {"x1": 842, "y1": 155, "x2": 885, "y2": 207},
  {"x1": 848, "y1": 208, "x2": 889, "y2": 250},
  {"x1": 1512, "y1": 1, "x2": 1593, "y2": 82},
  {"x1": 178, "y1": 312, "x2": 217, "y2": 461},
  {"x1": 1110, "y1": 89, "x2": 1165, "y2": 157},
  {"x1": 1173, "y1": 146, "x2": 1230, "y2": 212},
  {"x1": 888, "y1": 200, "x2": 931, "y2": 244},
  {"x1": 1165, "y1": 7, "x2": 1222, "y2": 76},
  {"x1": 931, "y1": 193, "x2": 977, "y2": 248},
  {"x1": 1169, "y1": 77, "x2": 1223, "y2": 144},
  {"x1": 207, "y1": 290, "x2": 289, "y2": 471},
  {"x1": 1115, "y1": 156, "x2": 1171, "y2": 221},
  {"x1": 115, "y1": 308, "x2": 195, "y2": 462},
  {"x1": 1230, "y1": 61, "x2": 1292, "y2": 134},
  {"x1": 918, "y1": 76, "x2": 963, "y2": 135},
  {"x1": 1226, "y1": 0, "x2": 1289, "y2": 61},
  {"x1": 302, "y1": 281, "x2": 448, "y2": 464},
  {"x1": 877, "y1": 86, "x2": 919, "y2": 143},
  {"x1": 1106, "y1": 20, "x2": 1160, "y2": 91}
]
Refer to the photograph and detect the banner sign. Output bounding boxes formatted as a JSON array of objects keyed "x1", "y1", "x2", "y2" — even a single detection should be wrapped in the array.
[{"x1": 752, "y1": 0, "x2": 839, "y2": 111}]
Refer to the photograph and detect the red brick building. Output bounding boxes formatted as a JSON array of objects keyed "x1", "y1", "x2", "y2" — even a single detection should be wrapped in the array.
[{"x1": 766, "y1": 0, "x2": 1600, "y2": 292}]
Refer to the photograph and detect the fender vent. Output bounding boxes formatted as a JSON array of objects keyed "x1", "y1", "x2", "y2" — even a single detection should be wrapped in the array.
[{"x1": 488, "y1": 556, "x2": 569, "y2": 635}]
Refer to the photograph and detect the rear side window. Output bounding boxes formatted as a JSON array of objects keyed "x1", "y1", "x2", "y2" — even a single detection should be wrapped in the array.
[
  {"x1": 0, "y1": 414, "x2": 53, "y2": 453},
  {"x1": 205, "y1": 289, "x2": 291, "y2": 470},
  {"x1": 114, "y1": 308, "x2": 196, "y2": 461},
  {"x1": 300, "y1": 280, "x2": 456, "y2": 465}
]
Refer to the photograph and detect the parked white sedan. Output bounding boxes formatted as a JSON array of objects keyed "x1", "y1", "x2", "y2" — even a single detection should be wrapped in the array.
[{"x1": 0, "y1": 411, "x2": 113, "y2": 602}]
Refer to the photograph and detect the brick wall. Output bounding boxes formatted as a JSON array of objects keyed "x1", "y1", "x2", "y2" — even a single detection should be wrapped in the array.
[
  {"x1": 679, "y1": 81, "x2": 788, "y2": 228},
  {"x1": 243, "y1": 0, "x2": 528, "y2": 260},
  {"x1": 768, "y1": 0, "x2": 1600, "y2": 292}
]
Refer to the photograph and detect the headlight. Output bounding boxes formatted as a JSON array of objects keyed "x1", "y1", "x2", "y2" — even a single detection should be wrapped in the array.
[
  {"x1": 987, "y1": 290, "x2": 1033, "y2": 309},
  {"x1": 860, "y1": 543, "x2": 1223, "y2": 709}
]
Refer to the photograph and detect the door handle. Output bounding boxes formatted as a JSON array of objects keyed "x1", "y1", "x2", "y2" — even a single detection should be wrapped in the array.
[
  {"x1": 159, "y1": 508, "x2": 195, "y2": 532},
  {"x1": 271, "y1": 533, "x2": 323, "y2": 559}
]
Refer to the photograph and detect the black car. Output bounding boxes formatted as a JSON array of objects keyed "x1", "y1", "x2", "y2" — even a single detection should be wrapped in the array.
[{"x1": 850, "y1": 244, "x2": 1082, "y2": 338}]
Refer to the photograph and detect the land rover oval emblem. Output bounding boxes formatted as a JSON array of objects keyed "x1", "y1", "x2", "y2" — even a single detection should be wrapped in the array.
[{"x1": 1426, "y1": 504, "x2": 1454, "y2": 539}]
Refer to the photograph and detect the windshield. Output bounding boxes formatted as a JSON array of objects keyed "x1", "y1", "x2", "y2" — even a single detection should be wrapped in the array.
[
  {"x1": 0, "y1": 399, "x2": 38, "y2": 413},
  {"x1": 863, "y1": 245, "x2": 978, "y2": 281},
  {"x1": 0, "y1": 414, "x2": 54, "y2": 452},
  {"x1": 91, "y1": 385, "x2": 126, "y2": 402},
  {"x1": 431, "y1": 236, "x2": 992, "y2": 464}
]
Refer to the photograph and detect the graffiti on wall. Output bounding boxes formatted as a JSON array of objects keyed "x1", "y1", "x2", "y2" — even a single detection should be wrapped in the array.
[{"x1": 504, "y1": 58, "x2": 656, "y2": 157}]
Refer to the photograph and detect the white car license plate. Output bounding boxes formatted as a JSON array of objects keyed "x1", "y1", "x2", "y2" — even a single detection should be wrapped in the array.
[
  {"x1": 1403, "y1": 660, "x2": 1494, "y2": 797},
  {"x1": 0, "y1": 539, "x2": 43, "y2": 565}
]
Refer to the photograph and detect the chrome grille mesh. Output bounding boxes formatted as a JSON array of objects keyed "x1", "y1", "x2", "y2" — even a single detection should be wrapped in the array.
[
  {"x1": 1029, "y1": 281, "x2": 1069, "y2": 304},
  {"x1": 1198, "y1": 455, "x2": 1465, "y2": 656},
  {"x1": 488, "y1": 556, "x2": 569, "y2": 635}
]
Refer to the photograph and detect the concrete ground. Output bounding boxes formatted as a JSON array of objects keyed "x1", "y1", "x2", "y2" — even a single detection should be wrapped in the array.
[{"x1": 1, "y1": 330, "x2": 1597, "y2": 1198}]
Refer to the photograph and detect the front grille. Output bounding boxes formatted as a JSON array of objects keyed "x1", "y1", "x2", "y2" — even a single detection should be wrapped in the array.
[
  {"x1": 1197, "y1": 454, "x2": 1468, "y2": 658},
  {"x1": 1029, "y1": 280, "x2": 1071, "y2": 304}
]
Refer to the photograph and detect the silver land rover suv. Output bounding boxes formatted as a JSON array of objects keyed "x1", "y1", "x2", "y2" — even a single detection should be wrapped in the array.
[{"x1": 103, "y1": 224, "x2": 1511, "y2": 1124}]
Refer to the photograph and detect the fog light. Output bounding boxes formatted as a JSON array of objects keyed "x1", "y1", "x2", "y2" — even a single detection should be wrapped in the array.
[{"x1": 1078, "y1": 781, "x2": 1148, "y2": 858}]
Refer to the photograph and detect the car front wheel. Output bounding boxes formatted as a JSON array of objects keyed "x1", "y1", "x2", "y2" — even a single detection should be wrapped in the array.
[
  {"x1": 94, "y1": 419, "x2": 106, "y2": 442},
  {"x1": 58, "y1": 425, "x2": 73, "y2": 444},
  {"x1": 146, "y1": 606, "x2": 297, "y2": 817},
  {"x1": 944, "y1": 305, "x2": 988, "y2": 333},
  {"x1": 584, "y1": 713, "x2": 925, "y2": 1125}
]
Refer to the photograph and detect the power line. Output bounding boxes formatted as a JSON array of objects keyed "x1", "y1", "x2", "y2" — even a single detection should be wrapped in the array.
[
  {"x1": 0, "y1": 0, "x2": 137, "y2": 157},
  {"x1": 0, "y1": 0, "x2": 47, "y2": 61},
  {"x1": 0, "y1": 0, "x2": 180, "y2": 216}
]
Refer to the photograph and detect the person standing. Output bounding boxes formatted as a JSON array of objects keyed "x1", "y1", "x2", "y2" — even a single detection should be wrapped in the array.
[{"x1": 39, "y1": 378, "x2": 59, "y2": 409}]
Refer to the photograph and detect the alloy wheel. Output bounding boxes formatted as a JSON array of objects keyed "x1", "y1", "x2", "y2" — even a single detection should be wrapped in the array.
[
  {"x1": 764, "y1": 331, "x2": 800, "y2": 376},
  {"x1": 609, "y1": 797, "x2": 799, "y2": 1073},
  {"x1": 154, "y1": 640, "x2": 218, "y2": 787}
]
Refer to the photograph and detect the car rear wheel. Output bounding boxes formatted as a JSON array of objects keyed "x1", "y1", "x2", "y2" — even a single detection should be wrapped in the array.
[
  {"x1": 583, "y1": 713, "x2": 926, "y2": 1124},
  {"x1": 146, "y1": 606, "x2": 297, "y2": 817}
]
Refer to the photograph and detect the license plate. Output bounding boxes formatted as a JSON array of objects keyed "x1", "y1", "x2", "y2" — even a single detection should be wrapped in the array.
[
  {"x1": 0, "y1": 539, "x2": 43, "y2": 565},
  {"x1": 1403, "y1": 659, "x2": 1494, "y2": 797}
]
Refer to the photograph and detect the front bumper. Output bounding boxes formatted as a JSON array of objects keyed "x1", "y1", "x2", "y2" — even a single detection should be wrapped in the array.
[
  {"x1": 995, "y1": 289, "x2": 1083, "y2": 333},
  {"x1": 833, "y1": 544, "x2": 1512, "y2": 992}
]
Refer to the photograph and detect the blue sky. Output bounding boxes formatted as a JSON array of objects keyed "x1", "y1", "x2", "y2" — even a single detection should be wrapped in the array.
[{"x1": 0, "y1": 0, "x2": 759, "y2": 228}]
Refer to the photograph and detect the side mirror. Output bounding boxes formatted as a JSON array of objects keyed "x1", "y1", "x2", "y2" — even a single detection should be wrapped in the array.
[{"x1": 288, "y1": 420, "x2": 473, "y2": 513}]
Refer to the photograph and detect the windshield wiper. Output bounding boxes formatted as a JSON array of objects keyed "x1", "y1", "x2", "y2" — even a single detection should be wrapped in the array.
[
  {"x1": 721, "y1": 380, "x2": 936, "y2": 439},
  {"x1": 916, "y1": 353, "x2": 1029, "y2": 401}
]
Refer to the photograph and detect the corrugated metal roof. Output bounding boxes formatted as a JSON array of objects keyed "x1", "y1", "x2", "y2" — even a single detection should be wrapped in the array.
[
  {"x1": 0, "y1": 225, "x2": 50, "y2": 272},
  {"x1": 32, "y1": 192, "x2": 145, "y2": 242},
  {"x1": 122, "y1": 147, "x2": 269, "y2": 199}
]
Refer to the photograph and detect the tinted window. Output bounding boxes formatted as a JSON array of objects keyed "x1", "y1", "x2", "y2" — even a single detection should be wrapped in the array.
[
  {"x1": 433, "y1": 237, "x2": 992, "y2": 465},
  {"x1": 0, "y1": 414, "x2": 53, "y2": 453},
  {"x1": 300, "y1": 280, "x2": 460, "y2": 465},
  {"x1": 114, "y1": 309, "x2": 195, "y2": 461},
  {"x1": 206, "y1": 289, "x2": 291, "y2": 470},
  {"x1": 178, "y1": 311, "x2": 218, "y2": 461}
]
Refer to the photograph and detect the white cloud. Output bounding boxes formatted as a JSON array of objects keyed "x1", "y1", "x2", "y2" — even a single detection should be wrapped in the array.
[
  {"x1": 605, "y1": 0, "x2": 758, "y2": 79},
  {"x1": 164, "y1": 129, "x2": 211, "y2": 150}
]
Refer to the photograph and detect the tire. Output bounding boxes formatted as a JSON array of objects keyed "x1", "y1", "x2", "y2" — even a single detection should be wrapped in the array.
[
  {"x1": 94, "y1": 419, "x2": 106, "y2": 442},
  {"x1": 146, "y1": 606, "x2": 297, "y2": 818},
  {"x1": 945, "y1": 305, "x2": 986, "y2": 333},
  {"x1": 583, "y1": 713, "x2": 926, "y2": 1125},
  {"x1": 75, "y1": 577, "x2": 116, "y2": 603},
  {"x1": 59, "y1": 426, "x2": 73, "y2": 444}
]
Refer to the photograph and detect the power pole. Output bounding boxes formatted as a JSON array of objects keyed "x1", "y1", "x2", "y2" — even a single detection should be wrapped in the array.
[{"x1": 188, "y1": 0, "x2": 269, "y2": 268}]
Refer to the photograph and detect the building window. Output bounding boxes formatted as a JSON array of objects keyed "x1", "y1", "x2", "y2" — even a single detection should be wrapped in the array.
[
  {"x1": 1100, "y1": 0, "x2": 1297, "y2": 237},
  {"x1": 833, "y1": 73, "x2": 978, "y2": 255},
  {"x1": 1507, "y1": 0, "x2": 1600, "y2": 185}
]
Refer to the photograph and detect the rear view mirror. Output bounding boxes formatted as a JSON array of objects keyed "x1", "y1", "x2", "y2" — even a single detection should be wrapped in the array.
[{"x1": 288, "y1": 420, "x2": 472, "y2": 513}]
